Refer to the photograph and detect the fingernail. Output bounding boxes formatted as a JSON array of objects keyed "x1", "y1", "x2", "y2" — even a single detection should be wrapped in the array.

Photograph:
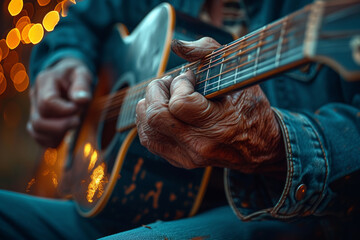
[{"x1": 72, "y1": 90, "x2": 91, "y2": 100}]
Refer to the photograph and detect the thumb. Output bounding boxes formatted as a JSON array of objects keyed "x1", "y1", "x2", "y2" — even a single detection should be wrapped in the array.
[
  {"x1": 69, "y1": 67, "x2": 93, "y2": 104},
  {"x1": 171, "y1": 37, "x2": 221, "y2": 62}
]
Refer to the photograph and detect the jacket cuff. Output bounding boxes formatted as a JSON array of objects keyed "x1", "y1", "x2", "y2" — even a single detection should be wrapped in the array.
[{"x1": 225, "y1": 108, "x2": 330, "y2": 221}]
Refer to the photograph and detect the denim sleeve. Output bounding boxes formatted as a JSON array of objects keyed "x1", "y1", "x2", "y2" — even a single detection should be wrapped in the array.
[
  {"x1": 29, "y1": 0, "x2": 204, "y2": 84},
  {"x1": 225, "y1": 98, "x2": 360, "y2": 221}
]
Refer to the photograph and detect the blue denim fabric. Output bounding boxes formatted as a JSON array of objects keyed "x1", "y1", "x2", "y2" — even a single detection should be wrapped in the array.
[
  {"x1": 225, "y1": 66, "x2": 360, "y2": 222},
  {"x1": 100, "y1": 206, "x2": 326, "y2": 240},
  {"x1": 26, "y1": 0, "x2": 360, "y2": 238},
  {"x1": 221, "y1": 0, "x2": 360, "y2": 224}
]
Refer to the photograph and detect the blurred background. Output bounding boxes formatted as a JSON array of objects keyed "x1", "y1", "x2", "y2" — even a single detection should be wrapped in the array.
[{"x1": 0, "y1": 0, "x2": 76, "y2": 194}]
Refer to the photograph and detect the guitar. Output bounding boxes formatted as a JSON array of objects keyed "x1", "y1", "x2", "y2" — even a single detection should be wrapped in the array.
[{"x1": 32, "y1": 0, "x2": 360, "y2": 226}]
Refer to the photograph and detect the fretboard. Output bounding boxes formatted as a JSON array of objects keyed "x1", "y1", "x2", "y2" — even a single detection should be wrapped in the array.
[{"x1": 116, "y1": 3, "x2": 317, "y2": 132}]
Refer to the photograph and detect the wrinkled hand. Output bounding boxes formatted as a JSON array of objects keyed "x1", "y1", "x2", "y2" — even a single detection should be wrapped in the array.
[
  {"x1": 136, "y1": 37, "x2": 286, "y2": 174},
  {"x1": 27, "y1": 58, "x2": 93, "y2": 148}
]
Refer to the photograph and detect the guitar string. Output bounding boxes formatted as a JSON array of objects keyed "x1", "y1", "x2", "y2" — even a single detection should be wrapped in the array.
[
  {"x1": 92, "y1": 26, "x2": 302, "y2": 111},
  {"x1": 91, "y1": 15, "x2": 309, "y2": 107},
  {"x1": 104, "y1": 36, "x2": 355, "y2": 124},
  {"x1": 93, "y1": 8, "x2": 354, "y2": 124},
  {"x1": 93, "y1": 23, "x2": 354, "y2": 122},
  {"x1": 103, "y1": 44, "x2": 305, "y2": 122},
  {"x1": 95, "y1": 28, "x2": 305, "y2": 115},
  {"x1": 102, "y1": 5, "x2": 353, "y2": 111}
]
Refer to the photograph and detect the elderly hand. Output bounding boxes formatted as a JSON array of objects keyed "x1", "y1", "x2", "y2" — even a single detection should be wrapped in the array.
[
  {"x1": 27, "y1": 58, "x2": 93, "y2": 148},
  {"x1": 136, "y1": 37, "x2": 286, "y2": 174}
]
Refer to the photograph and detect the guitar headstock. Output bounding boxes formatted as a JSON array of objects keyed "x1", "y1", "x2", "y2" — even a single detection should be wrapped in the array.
[{"x1": 306, "y1": 0, "x2": 360, "y2": 81}]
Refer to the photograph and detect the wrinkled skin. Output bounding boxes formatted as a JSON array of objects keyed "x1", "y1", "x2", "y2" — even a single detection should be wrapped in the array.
[
  {"x1": 27, "y1": 58, "x2": 93, "y2": 148},
  {"x1": 136, "y1": 37, "x2": 286, "y2": 174}
]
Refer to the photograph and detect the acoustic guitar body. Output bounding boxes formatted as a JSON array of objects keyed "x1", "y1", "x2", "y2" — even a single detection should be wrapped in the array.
[{"x1": 57, "y1": 3, "x2": 233, "y2": 225}]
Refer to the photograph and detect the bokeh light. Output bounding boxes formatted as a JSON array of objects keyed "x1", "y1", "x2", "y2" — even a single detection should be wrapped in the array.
[
  {"x1": 14, "y1": 71, "x2": 29, "y2": 92},
  {"x1": 42, "y1": 11, "x2": 60, "y2": 31},
  {"x1": 16, "y1": 16, "x2": 31, "y2": 32},
  {"x1": 6, "y1": 28, "x2": 21, "y2": 50},
  {"x1": 28, "y1": 23, "x2": 44, "y2": 44},
  {"x1": 0, "y1": 40, "x2": 9, "y2": 61},
  {"x1": 37, "y1": 0, "x2": 51, "y2": 7},
  {"x1": 10, "y1": 62, "x2": 26, "y2": 82},
  {"x1": 8, "y1": 0, "x2": 24, "y2": 17},
  {"x1": 1, "y1": 0, "x2": 78, "y2": 96},
  {"x1": 21, "y1": 23, "x2": 34, "y2": 44},
  {"x1": 0, "y1": 72, "x2": 7, "y2": 95}
]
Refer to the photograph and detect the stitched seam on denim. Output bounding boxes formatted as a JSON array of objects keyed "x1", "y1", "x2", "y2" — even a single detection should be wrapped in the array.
[
  {"x1": 274, "y1": 113, "x2": 327, "y2": 217},
  {"x1": 307, "y1": 120, "x2": 329, "y2": 214},
  {"x1": 224, "y1": 168, "x2": 247, "y2": 220},
  {"x1": 271, "y1": 109, "x2": 294, "y2": 216}
]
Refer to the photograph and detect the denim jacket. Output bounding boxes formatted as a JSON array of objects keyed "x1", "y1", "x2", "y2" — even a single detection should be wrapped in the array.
[{"x1": 30, "y1": 0, "x2": 360, "y2": 224}]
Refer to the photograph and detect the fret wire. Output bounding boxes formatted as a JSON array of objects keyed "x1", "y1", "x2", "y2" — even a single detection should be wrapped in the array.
[
  {"x1": 276, "y1": 18, "x2": 287, "y2": 67},
  {"x1": 217, "y1": 53, "x2": 225, "y2": 91},
  {"x1": 106, "y1": 27, "x2": 301, "y2": 116},
  {"x1": 197, "y1": 17, "x2": 308, "y2": 77},
  {"x1": 113, "y1": 6, "x2": 312, "y2": 105},
  {"x1": 254, "y1": 26, "x2": 266, "y2": 76},
  {"x1": 100, "y1": 7, "x2": 312, "y2": 119},
  {"x1": 204, "y1": 56, "x2": 212, "y2": 95},
  {"x1": 108, "y1": 44, "x2": 304, "y2": 126},
  {"x1": 199, "y1": 39, "x2": 271, "y2": 85},
  {"x1": 198, "y1": 27, "x2": 284, "y2": 75},
  {"x1": 114, "y1": 12, "x2": 309, "y2": 105},
  {"x1": 197, "y1": 45, "x2": 304, "y2": 94},
  {"x1": 199, "y1": 24, "x2": 307, "y2": 86},
  {"x1": 119, "y1": 28, "x2": 303, "y2": 112}
]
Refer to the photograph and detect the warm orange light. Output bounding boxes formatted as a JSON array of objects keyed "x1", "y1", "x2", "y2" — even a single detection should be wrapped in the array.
[
  {"x1": 28, "y1": 24, "x2": 44, "y2": 44},
  {"x1": 87, "y1": 163, "x2": 106, "y2": 203},
  {"x1": 84, "y1": 143, "x2": 92, "y2": 158},
  {"x1": 10, "y1": 62, "x2": 25, "y2": 81},
  {"x1": 0, "y1": 40, "x2": 9, "y2": 61},
  {"x1": 0, "y1": 73, "x2": 6, "y2": 96},
  {"x1": 37, "y1": 0, "x2": 51, "y2": 7},
  {"x1": 8, "y1": 0, "x2": 24, "y2": 17},
  {"x1": 54, "y1": 2, "x2": 65, "y2": 17},
  {"x1": 52, "y1": 176, "x2": 58, "y2": 188},
  {"x1": 16, "y1": 16, "x2": 31, "y2": 34},
  {"x1": 6, "y1": 28, "x2": 21, "y2": 50},
  {"x1": 88, "y1": 150, "x2": 98, "y2": 171},
  {"x1": 14, "y1": 73, "x2": 29, "y2": 92},
  {"x1": 44, "y1": 148, "x2": 58, "y2": 166},
  {"x1": 26, "y1": 178, "x2": 36, "y2": 192},
  {"x1": 10, "y1": 63, "x2": 29, "y2": 92},
  {"x1": 43, "y1": 11, "x2": 60, "y2": 32},
  {"x1": 13, "y1": 70, "x2": 27, "y2": 84},
  {"x1": 21, "y1": 23, "x2": 34, "y2": 44}
]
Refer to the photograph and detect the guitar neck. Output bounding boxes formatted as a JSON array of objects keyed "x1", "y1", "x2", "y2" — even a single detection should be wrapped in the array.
[{"x1": 117, "y1": 0, "x2": 360, "y2": 132}]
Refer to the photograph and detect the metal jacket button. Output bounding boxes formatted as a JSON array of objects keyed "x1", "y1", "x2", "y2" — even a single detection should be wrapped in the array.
[{"x1": 295, "y1": 184, "x2": 307, "y2": 201}]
